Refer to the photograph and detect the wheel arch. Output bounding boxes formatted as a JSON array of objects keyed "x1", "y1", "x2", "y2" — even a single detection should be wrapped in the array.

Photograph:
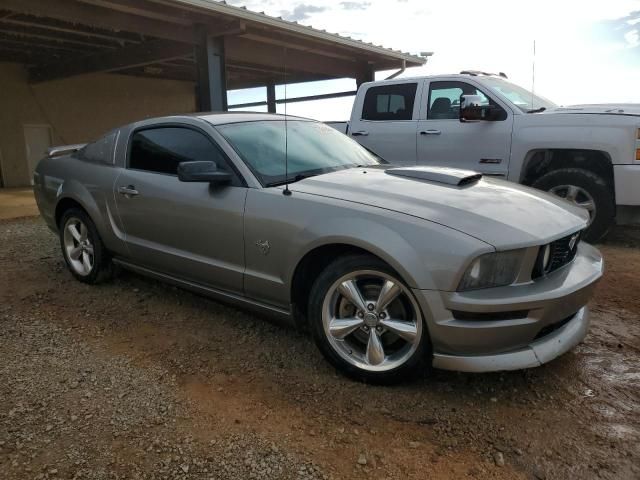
[
  {"x1": 520, "y1": 149, "x2": 614, "y2": 191},
  {"x1": 52, "y1": 181, "x2": 122, "y2": 253},
  {"x1": 55, "y1": 197, "x2": 88, "y2": 228},
  {"x1": 289, "y1": 241, "x2": 423, "y2": 330}
]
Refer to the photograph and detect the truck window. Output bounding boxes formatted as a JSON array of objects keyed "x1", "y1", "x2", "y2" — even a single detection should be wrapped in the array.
[
  {"x1": 362, "y1": 83, "x2": 417, "y2": 121},
  {"x1": 428, "y1": 81, "x2": 491, "y2": 120}
]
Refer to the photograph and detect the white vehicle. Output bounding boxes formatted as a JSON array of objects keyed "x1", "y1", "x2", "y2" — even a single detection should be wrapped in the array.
[{"x1": 328, "y1": 72, "x2": 640, "y2": 241}]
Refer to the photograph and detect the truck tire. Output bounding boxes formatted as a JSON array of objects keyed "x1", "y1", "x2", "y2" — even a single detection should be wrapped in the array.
[{"x1": 532, "y1": 168, "x2": 614, "y2": 242}]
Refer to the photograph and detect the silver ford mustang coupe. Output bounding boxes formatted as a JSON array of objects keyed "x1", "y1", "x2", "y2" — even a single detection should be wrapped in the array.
[{"x1": 33, "y1": 113, "x2": 603, "y2": 383}]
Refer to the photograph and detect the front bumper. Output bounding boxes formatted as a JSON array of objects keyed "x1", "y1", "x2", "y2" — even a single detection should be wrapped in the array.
[
  {"x1": 413, "y1": 242, "x2": 603, "y2": 372},
  {"x1": 432, "y1": 306, "x2": 589, "y2": 372}
]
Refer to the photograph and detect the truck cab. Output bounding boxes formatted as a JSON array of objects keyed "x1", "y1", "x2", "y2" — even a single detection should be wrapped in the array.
[{"x1": 338, "y1": 72, "x2": 640, "y2": 241}]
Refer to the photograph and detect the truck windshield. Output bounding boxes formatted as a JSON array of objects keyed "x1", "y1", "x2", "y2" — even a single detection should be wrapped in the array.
[
  {"x1": 216, "y1": 120, "x2": 380, "y2": 187},
  {"x1": 481, "y1": 77, "x2": 557, "y2": 112}
]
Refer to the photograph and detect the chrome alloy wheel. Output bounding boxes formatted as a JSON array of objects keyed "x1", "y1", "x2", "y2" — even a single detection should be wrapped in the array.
[
  {"x1": 549, "y1": 184, "x2": 596, "y2": 226},
  {"x1": 63, "y1": 217, "x2": 94, "y2": 276},
  {"x1": 322, "y1": 270, "x2": 423, "y2": 372}
]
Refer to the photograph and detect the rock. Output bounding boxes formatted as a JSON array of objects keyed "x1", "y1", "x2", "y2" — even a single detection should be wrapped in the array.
[
  {"x1": 494, "y1": 452, "x2": 505, "y2": 467},
  {"x1": 357, "y1": 453, "x2": 367, "y2": 465},
  {"x1": 180, "y1": 464, "x2": 189, "y2": 473},
  {"x1": 409, "y1": 441, "x2": 421, "y2": 449},
  {"x1": 490, "y1": 397, "x2": 498, "y2": 403}
]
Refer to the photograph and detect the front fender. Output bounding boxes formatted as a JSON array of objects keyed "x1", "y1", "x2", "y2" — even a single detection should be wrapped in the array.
[
  {"x1": 509, "y1": 114, "x2": 633, "y2": 182},
  {"x1": 288, "y1": 216, "x2": 432, "y2": 290}
]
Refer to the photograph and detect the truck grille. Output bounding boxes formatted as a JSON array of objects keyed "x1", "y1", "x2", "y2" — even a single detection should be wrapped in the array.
[{"x1": 532, "y1": 231, "x2": 581, "y2": 279}]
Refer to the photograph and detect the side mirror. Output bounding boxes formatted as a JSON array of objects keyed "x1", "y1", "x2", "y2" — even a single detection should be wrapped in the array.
[
  {"x1": 459, "y1": 94, "x2": 500, "y2": 122},
  {"x1": 177, "y1": 161, "x2": 231, "y2": 185}
]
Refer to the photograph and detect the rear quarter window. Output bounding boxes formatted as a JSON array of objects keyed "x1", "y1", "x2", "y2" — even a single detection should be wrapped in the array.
[
  {"x1": 362, "y1": 83, "x2": 417, "y2": 121},
  {"x1": 79, "y1": 130, "x2": 118, "y2": 164}
]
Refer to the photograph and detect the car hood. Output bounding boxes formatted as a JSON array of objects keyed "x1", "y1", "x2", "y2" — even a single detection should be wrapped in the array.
[
  {"x1": 546, "y1": 103, "x2": 640, "y2": 116},
  {"x1": 290, "y1": 167, "x2": 588, "y2": 249}
]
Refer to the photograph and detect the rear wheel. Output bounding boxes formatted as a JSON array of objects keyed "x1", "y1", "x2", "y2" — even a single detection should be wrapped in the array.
[
  {"x1": 308, "y1": 254, "x2": 430, "y2": 384},
  {"x1": 532, "y1": 168, "x2": 615, "y2": 242},
  {"x1": 59, "y1": 208, "x2": 113, "y2": 284}
]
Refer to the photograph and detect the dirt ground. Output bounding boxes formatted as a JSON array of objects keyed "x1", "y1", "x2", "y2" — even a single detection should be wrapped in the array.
[
  {"x1": 1, "y1": 217, "x2": 639, "y2": 480},
  {"x1": 0, "y1": 188, "x2": 38, "y2": 220}
]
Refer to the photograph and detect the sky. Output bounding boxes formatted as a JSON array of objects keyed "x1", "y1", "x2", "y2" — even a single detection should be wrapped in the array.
[{"x1": 224, "y1": 0, "x2": 640, "y2": 120}]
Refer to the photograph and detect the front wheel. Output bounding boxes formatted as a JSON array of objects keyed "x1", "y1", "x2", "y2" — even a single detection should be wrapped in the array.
[
  {"x1": 308, "y1": 254, "x2": 430, "y2": 384},
  {"x1": 532, "y1": 168, "x2": 615, "y2": 243}
]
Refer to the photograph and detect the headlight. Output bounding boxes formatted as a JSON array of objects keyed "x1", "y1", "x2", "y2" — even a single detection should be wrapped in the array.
[{"x1": 458, "y1": 250, "x2": 524, "y2": 291}]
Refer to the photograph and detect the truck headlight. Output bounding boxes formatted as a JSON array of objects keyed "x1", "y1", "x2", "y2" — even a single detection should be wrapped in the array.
[{"x1": 458, "y1": 250, "x2": 524, "y2": 291}]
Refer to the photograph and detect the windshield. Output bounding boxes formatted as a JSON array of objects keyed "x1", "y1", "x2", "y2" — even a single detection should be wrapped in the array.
[
  {"x1": 217, "y1": 120, "x2": 380, "y2": 186},
  {"x1": 481, "y1": 77, "x2": 557, "y2": 112}
]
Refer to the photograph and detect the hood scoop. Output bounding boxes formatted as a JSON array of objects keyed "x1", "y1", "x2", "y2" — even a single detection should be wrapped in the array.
[{"x1": 385, "y1": 166, "x2": 482, "y2": 186}]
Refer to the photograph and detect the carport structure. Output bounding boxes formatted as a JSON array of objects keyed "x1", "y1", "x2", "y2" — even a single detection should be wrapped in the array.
[{"x1": 0, "y1": 0, "x2": 425, "y2": 111}]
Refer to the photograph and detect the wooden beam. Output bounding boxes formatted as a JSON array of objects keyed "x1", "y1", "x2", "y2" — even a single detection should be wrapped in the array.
[
  {"x1": 0, "y1": 25, "x2": 118, "y2": 49},
  {"x1": 0, "y1": 33, "x2": 91, "y2": 53},
  {"x1": 74, "y1": 0, "x2": 193, "y2": 26},
  {"x1": 0, "y1": 16, "x2": 141, "y2": 45},
  {"x1": 1, "y1": 0, "x2": 195, "y2": 43},
  {"x1": 225, "y1": 36, "x2": 357, "y2": 79},
  {"x1": 117, "y1": 66, "x2": 195, "y2": 82},
  {"x1": 29, "y1": 39, "x2": 193, "y2": 83}
]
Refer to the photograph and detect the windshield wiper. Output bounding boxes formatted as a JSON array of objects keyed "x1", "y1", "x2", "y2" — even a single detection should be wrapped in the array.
[
  {"x1": 266, "y1": 173, "x2": 318, "y2": 188},
  {"x1": 526, "y1": 107, "x2": 546, "y2": 113}
]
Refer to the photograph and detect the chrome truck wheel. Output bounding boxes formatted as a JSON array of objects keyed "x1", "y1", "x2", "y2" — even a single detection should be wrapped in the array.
[
  {"x1": 549, "y1": 184, "x2": 596, "y2": 226},
  {"x1": 309, "y1": 255, "x2": 429, "y2": 383},
  {"x1": 532, "y1": 168, "x2": 615, "y2": 242}
]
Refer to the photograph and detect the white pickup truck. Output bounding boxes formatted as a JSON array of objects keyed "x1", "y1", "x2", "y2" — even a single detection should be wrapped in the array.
[{"x1": 328, "y1": 72, "x2": 640, "y2": 241}]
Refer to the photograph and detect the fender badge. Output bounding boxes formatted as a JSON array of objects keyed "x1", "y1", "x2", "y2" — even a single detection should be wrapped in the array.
[{"x1": 256, "y1": 240, "x2": 270, "y2": 255}]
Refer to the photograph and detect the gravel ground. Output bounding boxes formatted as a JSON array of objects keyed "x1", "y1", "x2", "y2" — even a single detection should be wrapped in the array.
[{"x1": 1, "y1": 217, "x2": 639, "y2": 479}]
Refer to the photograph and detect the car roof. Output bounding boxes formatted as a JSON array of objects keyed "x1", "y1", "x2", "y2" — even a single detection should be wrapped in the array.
[
  {"x1": 365, "y1": 73, "x2": 507, "y2": 84},
  {"x1": 197, "y1": 112, "x2": 313, "y2": 125}
]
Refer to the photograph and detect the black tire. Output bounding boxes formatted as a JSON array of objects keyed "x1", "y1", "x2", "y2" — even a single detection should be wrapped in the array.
[
  {"x1": 59, "y1": 207, "x2": 114, "y2": 284},
  {"x1": 308, "y1": 254, "x2": 431, "y2": 384},
  {"x1": 532, "y1": 168, "x2": 615, "y2": 243}
]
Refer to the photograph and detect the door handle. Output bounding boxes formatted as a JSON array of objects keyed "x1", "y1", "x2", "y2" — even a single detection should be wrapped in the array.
[
  {"x1": 420, "y1": 129, "x2": 441, "y2": 135},
  {"x1": 118, "y1": 185, "x2": 139, "y2": 197},
  {"x1": 351, "y1": 130, "x2": 369, "y2": 137}
]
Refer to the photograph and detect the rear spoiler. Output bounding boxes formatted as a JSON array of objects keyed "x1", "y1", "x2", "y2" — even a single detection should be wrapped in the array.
[{"x1": 47, "y1": 144, "x2": 86, "y2": 158}]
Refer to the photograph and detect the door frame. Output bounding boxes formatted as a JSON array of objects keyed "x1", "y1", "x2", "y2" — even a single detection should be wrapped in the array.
[{"x1": 23, "y1": 123, "x2": 53, "y2": 185}]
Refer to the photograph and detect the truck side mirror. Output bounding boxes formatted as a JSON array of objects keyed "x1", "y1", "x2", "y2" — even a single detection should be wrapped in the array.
[{"x1": 459, "y1": 94, "x2": 500, "y2": 122}]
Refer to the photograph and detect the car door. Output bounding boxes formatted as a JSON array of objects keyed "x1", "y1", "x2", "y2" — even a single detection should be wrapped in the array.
[
  {"x1": 416, "y1": 79, "x2": 514, "y2": 177},
  {"x1": 114, "y1": 124, "x2": 247, "y2": 294},
  {"x1": 348, "y1": 81, "x2": 421, "y2": 165}
]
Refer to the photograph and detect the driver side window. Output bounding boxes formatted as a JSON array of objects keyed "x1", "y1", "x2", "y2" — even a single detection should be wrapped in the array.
[
  {"x1": 427, "y1": 81, "x2": 492, "y2": 120},
  {"x1": 129, "y1": 126, "x2": 240, "y2": 180}
]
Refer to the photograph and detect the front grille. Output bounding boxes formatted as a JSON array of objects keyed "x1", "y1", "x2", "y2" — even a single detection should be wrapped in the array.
[
  {"x1": 532, "y1": 231, "x2": 581, "y2": 279},
  {"x1": 534, "y1": 314, "x2": 575, "y2": 340},
  {"x1": 452, "y1": 310, "x2": 529, "y2": 321}
]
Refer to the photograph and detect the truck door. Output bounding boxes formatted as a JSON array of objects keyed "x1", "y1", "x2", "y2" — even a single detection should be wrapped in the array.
[
  {"x1": 416, "y1": 80, "x2": 513, "y2": 177},
  {"x1": 348, "y1": 81, "x2": 420, "y2": 166}
]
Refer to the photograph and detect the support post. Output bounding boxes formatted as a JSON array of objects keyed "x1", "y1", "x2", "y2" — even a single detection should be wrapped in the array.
[
  {"x1": 194, "y1": 24, "x2": 227, "y2": 112},
  {"x1": 266, "y1": 82, "x2": 277, "y2": 113},
  {"x1": 356, "y1": 63, "x2": 375, "y2": 88}
]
